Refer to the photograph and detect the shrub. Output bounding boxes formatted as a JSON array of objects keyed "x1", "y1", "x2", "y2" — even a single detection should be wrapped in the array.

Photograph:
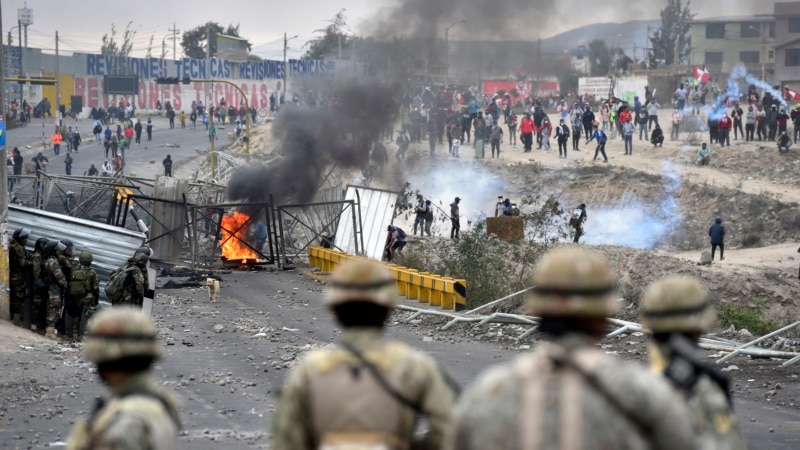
[
  {"x1": 718, "y1": 302, "x2": 777, "y2": 336},
  {"x1": 399, "y1": 196, "x2": 568, "y2": 308}
]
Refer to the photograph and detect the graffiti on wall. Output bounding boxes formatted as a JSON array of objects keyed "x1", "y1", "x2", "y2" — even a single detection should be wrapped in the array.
[{"x1": 74, "y1": 76, "x2": 277, "y2": 111}]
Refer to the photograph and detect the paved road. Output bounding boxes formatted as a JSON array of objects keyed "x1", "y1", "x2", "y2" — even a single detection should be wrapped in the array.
[
  {"x1": 6, "y1": 115, "x2": 244, "y2": 179},
  {"x1": 0, "y1": 268, "x2": 792, "y2": 449}
]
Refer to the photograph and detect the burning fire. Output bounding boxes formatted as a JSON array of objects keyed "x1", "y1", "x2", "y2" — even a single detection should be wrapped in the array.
[{"x1": 219, "y1": 211, "x2": 260, "y2": 262}]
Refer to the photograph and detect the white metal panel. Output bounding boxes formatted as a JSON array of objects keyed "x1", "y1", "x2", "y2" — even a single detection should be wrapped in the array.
[
  {"x1": 8, "y1": 204, "x2": 147, "y2": 301},
  {"x1": 334, "y1": 186, "x2": 398, "y2": 261}
]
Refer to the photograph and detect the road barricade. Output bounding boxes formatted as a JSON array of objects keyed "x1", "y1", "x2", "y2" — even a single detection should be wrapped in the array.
[{"x1": 307, "y1": 246, "x2": 467, "y2": 311}]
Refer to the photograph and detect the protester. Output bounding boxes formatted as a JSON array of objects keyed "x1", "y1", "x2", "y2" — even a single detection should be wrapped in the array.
[
  {"x1": 709, "y1": 217, "x2": 726, "y2": 261},
  {"x1": 697, "y1": 142, "x2": 711, "y2": 165}
]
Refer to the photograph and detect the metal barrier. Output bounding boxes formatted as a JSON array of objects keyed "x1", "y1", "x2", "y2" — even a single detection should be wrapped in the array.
[
  {"x1": 395, "y1": 295, "x2": 800, "y2": 367},
  {"x1": 308, "y1": 246, "x2": 467, "y2": 311},
  {"x1": 306, "y1": 246, "x2": 800, "y2": 366}
]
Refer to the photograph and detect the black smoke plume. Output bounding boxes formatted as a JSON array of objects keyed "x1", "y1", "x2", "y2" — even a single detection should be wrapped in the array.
[
  {"x1": 364, "y1": 0, "x2": 769, "y2": 41},
  {"x1": 226, "y1": 78, "x2": 399, "y2": 204}
]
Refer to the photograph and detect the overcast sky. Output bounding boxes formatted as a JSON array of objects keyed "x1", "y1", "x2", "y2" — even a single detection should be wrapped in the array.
[{"x1": 0, "y1": 0, "x2": 774, "y2": 60}]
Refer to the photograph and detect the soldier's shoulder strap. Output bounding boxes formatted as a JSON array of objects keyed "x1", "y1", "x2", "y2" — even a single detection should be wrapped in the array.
[
  {"x1": 549, "y1": 347, "x2": 653, "y2": 440},
  {"x1": 339, "y1": 340, "x2": 425, "y2": 416}
]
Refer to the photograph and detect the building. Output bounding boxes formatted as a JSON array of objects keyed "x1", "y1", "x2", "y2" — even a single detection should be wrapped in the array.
[
  {"x1": 570, "y1": 45, "x2": 590, "y2": 75},
  {"x1": 773, "y1": 2, "x2": 800, "y2": 87},
  {"x1": 689, "y1": 15, "x2": 775, "y2": 78}
]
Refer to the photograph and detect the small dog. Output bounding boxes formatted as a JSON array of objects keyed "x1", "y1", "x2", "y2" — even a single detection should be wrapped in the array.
[{"x1": 206, "y1": 278, "x2": 220, "y2": 303}]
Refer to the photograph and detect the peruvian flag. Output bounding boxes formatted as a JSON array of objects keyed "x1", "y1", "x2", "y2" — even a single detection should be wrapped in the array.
[
  {"x1": 785, "y1": 87, "x2": 800, "y2": 101},
  {"x1": 693, "y1": 65, "x2": 711, "y2": 83}
]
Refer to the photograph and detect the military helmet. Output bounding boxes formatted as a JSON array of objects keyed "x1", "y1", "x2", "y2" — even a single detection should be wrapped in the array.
[
  {"x1": 84, "y1": 306, "x2": 162, "y2": 364},
  {"x1": 641, "y1": 275, "x2": 715, "y2": 333},
  {"x1": 62, "y1": 242, "x2": 75, "y2": 257},
  {"x1": 135, "y1": 246, "x2": 152, "y2": 257},
  {"x1": 528, "y1": 247, "x2": 618, "y2": 317},
  {"x1": 326, "y1": 259, "x2": 396, "y2": 308},
  {"x1": 46, "y1": 240, "x2": 67, "y2": 254},
  {"x1": 79, "y1": 250, "x2": 93, "y2": 265},
  {"x1": 12, "y1": 228, "x2": 31, "y2": 240},
  {"x1": 35, "y1": 237, "x2": 49, "y2": 251},
  {"x1": 133, "y1": 252, "x2": 149, "y2": 266},
  {"x1": 61, "y1": 239, "x2": 74, "y2": 249}
]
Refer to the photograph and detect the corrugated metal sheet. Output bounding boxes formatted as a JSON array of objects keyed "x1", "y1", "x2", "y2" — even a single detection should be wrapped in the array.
[
  {"x1": 8, "y1": 204, "x2": 147, "y2": 301},
  {"x1": 335, "y1": 186, "x2": 398, "y2": 261}
]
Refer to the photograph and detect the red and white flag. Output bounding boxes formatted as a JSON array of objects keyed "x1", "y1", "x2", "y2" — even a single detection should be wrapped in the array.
[
  {"x1": 693, "y1": 65, "x2": 711, "y2": 83},
  {"x1": 784, "y1": 87, "x2": 800, "y2": 101}
]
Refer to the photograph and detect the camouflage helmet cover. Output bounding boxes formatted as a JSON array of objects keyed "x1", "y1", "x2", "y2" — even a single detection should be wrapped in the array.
[
  {"x1": 84, "y1": 306, "x2": 161, "y2": 364},
  {"x1": 528, "y1": 247, "x2": 618, "y2": 317},
  {"x1": 133, "y1": 252, "x2": 149, "y2": 266},
  {"x1": 641, "y1": 275, "x2": 715, "y2": 333},
  {"x1": 326, "y1": 259, "x2": 396, "y2": 308},
  {"x1": 79, "y1": 250, "x2": 93, "y2": 265}
]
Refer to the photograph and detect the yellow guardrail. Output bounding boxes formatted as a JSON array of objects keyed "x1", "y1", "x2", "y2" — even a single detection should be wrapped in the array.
[{"x1": 307, "y1": 246, "x2": 467, "y2": 311}]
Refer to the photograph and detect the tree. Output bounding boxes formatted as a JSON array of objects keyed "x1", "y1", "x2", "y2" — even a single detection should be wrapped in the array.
[
  {"x1": 588, "y1": 39, "x2": 612, "y2": 76},
  {"x1": 101, "y1": 22, "x2": 136, "y2": 75},
  {"x1": 649, "y1": 0, "x2": 694, "y2": 67},
  {"x1": 302, "y1": 9, "x2": 351, "y2": 60},
  {"x1": 145, "y1": 33, "x2": 155, "y2": 59},
  {"x1": 181, "y1": 22, "x2": 251, "y2": 59}
]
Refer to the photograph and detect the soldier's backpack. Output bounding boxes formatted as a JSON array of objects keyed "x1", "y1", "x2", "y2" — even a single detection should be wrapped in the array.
[
  {"x1": 69, "y1": 266, "x2": 92, "y2": 299},
  {"x1": 104, "y1": 266, "x2": 134, "y2": 303}
]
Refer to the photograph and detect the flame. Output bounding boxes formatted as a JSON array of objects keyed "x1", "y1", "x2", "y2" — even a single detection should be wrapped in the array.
[{"x1": 219, "y1": 211, "x2": 260, "y2": 262}]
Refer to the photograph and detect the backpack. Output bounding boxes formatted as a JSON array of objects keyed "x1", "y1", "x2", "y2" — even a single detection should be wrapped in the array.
[
  {"x1": 105, "y1": 266, "x2": 135, "y2": 303},
  {"x1": 395, "y1": 227, "x2": 407, "y2": 240},
  {"x1": 569, "y1": 208, "x2": 583, "y2": 227},
  {"x1": 69, "y1": 266, "x2": 92, "y2": 299}
]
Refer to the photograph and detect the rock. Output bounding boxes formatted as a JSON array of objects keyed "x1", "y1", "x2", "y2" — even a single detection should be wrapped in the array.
[
  {"x1": 765, "y1": 390, "x2": 777, "y2": 397},
  {"x1": 775, "y1": 382, "x2": 783, "y2": 390},
  {"x1": 213, "y1": 324, "x2": 225, "y2": 333},
  {"x1": 698, "y1": 251, "x2": 712, "y2": 266},
  {"x1": 737, "y1": 329, "x2": 753, "y2": 339},
  {"x1": 721, "y1": 365, "x2": 740, "y2": 372},
  {"x1": 422, "y1": 336, "x2": 433, "y2": 342}
]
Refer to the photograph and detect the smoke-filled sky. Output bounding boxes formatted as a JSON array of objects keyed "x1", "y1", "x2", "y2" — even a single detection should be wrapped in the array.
[
  {"x1": 2, "y1": 0, "x2": 774, "y2": 59},
  {"x1": 364, "y1": 0, "x2": 775, "y2": 40}
]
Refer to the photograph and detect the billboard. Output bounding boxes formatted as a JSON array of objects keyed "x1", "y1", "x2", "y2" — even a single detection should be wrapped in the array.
[
  {"x1": 216, "y1": 34, "x2": 249, "y2": 63},
  {"x1": 104, "y1": 75, "x2": 139, "y2": 95},
  {"x1": 578, "y1": 77, "x2": 613, "y2": 97}
]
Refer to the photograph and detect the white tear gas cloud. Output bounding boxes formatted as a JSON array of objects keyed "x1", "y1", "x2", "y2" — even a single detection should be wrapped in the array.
[
  {"x1": 407, "y1": 161, "x2": 505, "y2": 223},
  {"x1": 706, "y1": 64, "x2": 787, "y2": 120},
  {"x1": 226, "y1": 79, "x2": 399, "y2": 204},
  {"x1": 582, "y1": 161, "x2": 682, "y2": 249}
]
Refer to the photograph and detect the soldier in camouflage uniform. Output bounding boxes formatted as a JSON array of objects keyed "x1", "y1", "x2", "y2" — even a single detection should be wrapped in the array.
[
  {"x1": 68, "y1": 251, "x2": 100, "y2": 339},
  {"x1": 66, "y1": 306, "x2": 181, "y2": 450},
  {"x1": 446, "y1": 247, "x2": 697, "y2": 450},
  {"x1": 8, "y1": 228, "x2": 32, "y2": 326},
  {"x1": 641, "y1": 276, "x2": 748, "y2": 450},
  {"x1": 31, "y1": 238, "x2": 49, "y2": 334},
  {"x1": 43, "y1": 240, "x2": 69, "y2": 339},
  {"x1": 272, "y1": 259, "x2": 456, "y2": 450},
  {"x1": 121, "y1": 252, "x2": 147, "y2": 306}
]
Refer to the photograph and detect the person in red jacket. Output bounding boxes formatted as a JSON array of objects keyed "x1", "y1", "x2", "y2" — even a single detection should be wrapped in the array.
[
  {"x1": 718, "y1": 112, "x2": 732, "y2": 147},
  {"x1": 520, "y1": 113, "x2": 535, "y2": 152}
]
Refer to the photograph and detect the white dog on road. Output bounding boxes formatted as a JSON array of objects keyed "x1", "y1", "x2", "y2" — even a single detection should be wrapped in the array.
[{"x1": 207, "y1": 278, "x2": 220, "y2": 303}]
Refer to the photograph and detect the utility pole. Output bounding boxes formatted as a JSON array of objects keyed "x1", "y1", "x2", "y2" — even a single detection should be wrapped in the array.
[
  {"x1": 283, "y1": 33, "x2": 288, "y2": 98},
  {"x1": 55, "y1": 31, "x2": 60, "y2": 125},
  {"x1": 0, "y1": 1, "x2": 10, "y2": 322},
  {"x1": 169, "y1": 22, "x2": 180, "y2": 61}
]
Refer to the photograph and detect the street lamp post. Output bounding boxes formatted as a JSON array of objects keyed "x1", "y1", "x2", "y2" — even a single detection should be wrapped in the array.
[{"x1": 444, "y1": 20, "x2": 466, "y2": 87}]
